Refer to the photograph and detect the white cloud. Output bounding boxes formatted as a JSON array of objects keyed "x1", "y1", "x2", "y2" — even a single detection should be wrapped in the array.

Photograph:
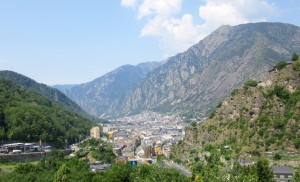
[
  {"x1": 141, "y1": 14, "x2": 204, "y2": 57},
  {"x1": 199, "y1": 0, "x2": 276, "y2": 33},
  {"x1": 137, "y1": 0, "x2": 182, "y2": 19},
  {"x1": 121, "y1": 0, "x2": 277, "y2": 57},
  {"x1": 121, "y1": 0, "x2": 137, "y2": 8}
]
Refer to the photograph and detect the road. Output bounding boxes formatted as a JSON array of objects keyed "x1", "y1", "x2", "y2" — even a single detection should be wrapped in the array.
[{"x1": 162, "y1": 160, "x2": 192, "y2": 177}]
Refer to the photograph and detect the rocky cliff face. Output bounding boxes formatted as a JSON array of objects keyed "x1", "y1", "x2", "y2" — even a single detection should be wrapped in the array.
[
  {"x1": 120, "y1": 22, "x2": 300, "y2": 117},
  {"x1": 61, "y1": 62, "x2": 162, "y2": 118}
]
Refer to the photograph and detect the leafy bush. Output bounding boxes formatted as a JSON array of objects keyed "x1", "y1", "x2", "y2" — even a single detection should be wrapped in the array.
[
  {"x1": 216, "y1": 101, "x2": 222, "y2": 108},
  {"x1": 276, "y1": 61, "x2": 287, "y2": 70},
  {"x1": 294, "y1": 139, "x2": 300, "y2": 149},
  {"x1": 244, "y1": 80, "x2": 258, "y2": 87},
  {"x1": 293, "y1": 61, "x2": 300, "y2": 71},
  {"x1": 190, "y1": 148, "x2": 198, "y2": 154},
  {"x1": 257, "y1": 115, "x2": 271, "y2": 125},
  {"x1": 273, "y1": 117, "x2": 285, "y2": 129},
  {"x1": 209, "y1": 110, "x2": 216, "y2": 119},
  {"x1": 292, "y1": 52, "x2": 299, "y2": 61},
  {"x1": 231, "y1": 89, "x2": 239, "y2": 96},
  {"x1": 274, "y1": 85, "x2": 290, "y2": 100},
  {"x1": 273, "y1": 153, "x2": 282, "y2": 160},
  {"x1": 262, "y1": 89, "x2": 274, "y2": 98},
  {"x1": 203, "y1": 144, "x2": 216, "y2": 152},
  {"x1": 191, "y1": 121, "x2": 197, "y2": 128}
]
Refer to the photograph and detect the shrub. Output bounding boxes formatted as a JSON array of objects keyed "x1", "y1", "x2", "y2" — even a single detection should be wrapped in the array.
[
  {"x1": 262, "y1": 89, "x2": 274, "y2": 98},
  {"x1": 191, "y1": 121, "x2": 197, "y2": 128},
  {"x1": 209, "y1": 110, "x2": 215, "y2": 119},
  {"x1": 203, "y1": 144, "x2": 216, "y2": 152},
  {"x1": 190, "y1": 148, "x2": 198, "y2": 154},
  {"x1": 216, "y1": 101, "x2": 222, "y2": 108},
  {"x1": 245, "y1": 80, "x2": 258, "y2": 87},
  {"x1": 274, "y1": 153, "x2": 282, "y2": 160},
  {"x1": 292, "y1": 52, "x2": 299, "y2": 61},
  {"x1": 274, "y1": 85, "x2": 290, "y2": 100},
  {"x1": 293, "y1": 62, "x2": 300, "y2": 71},
  {"x1": 294, "y1": 139, "x2": 300, "y2": 149},
  {"x1": 231, "y1": 89, "x2": 239, "y2": 96},
  {"x1": 276, "y1": 61, "x2": 287, "y2": 70},
  {"x1": 273, "y1": 116, "x2": 285, "y2": 129},
  {"x1": 258, "y1": 115, "x2": 271, "y2": 125}
]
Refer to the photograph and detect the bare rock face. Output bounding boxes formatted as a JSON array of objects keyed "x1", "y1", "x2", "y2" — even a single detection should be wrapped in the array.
[
  {"x1": 60, "y1": 62, "x2": 162, "y2": 118},
  {"x1": 120, "y1": 22, "x2": 300, "y2": 117}
]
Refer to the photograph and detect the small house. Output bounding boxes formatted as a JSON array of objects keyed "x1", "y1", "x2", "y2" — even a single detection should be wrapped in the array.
[{"x1": 272, "y1": 166, "x2": 293, "y2": 182}]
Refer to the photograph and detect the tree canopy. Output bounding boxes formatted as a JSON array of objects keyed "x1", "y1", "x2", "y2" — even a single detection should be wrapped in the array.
[{"x1": 0, "y1": 79, "x2": 94, "y2": 147}]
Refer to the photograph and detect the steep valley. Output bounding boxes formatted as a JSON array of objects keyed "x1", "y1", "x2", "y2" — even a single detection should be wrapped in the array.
[{"x1": 58, "y1": 22, "x2": 300, "y2": 119}]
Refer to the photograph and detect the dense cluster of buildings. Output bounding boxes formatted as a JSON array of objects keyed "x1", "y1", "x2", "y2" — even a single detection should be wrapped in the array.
[{"x1": 92, "y1": 112, "x2": 188, "y2": 162}]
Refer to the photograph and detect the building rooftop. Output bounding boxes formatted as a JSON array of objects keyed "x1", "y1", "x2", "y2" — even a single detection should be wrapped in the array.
[{"x1": 272, "y1": 166, "x2": 293, "y2": 174}]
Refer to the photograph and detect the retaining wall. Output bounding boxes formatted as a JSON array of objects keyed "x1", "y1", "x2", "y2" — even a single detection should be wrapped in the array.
[{"x1": 0, "y1": 150, "x2": 72, "y2": 163}]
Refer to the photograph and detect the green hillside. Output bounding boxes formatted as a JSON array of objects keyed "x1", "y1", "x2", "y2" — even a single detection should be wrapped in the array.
[
  {"x1": 173, "y1": 57, "x2": 300, "y2": 161},
  {"x1": 0, "y1": 79, "x2": 94, "y2": 147},
  {"x1": 0, "y1": 70, "x2": 100, "y2": 122}
]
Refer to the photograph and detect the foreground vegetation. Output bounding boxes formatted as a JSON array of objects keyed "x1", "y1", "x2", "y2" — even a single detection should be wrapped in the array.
[
  {"x1": 76, "y1": 138, "x2": 116, "y2": 164},
  {"x1": 0, "y1": 150, "x2": 189, "y2": 182},
  {"x1": 2, "y1": 149, "x2": 299, "y2": 181}
]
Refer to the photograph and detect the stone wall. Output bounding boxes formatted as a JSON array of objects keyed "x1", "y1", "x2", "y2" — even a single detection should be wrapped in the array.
[{"x1": 0, "y1": 150, "x2": 72, "y2": 163}]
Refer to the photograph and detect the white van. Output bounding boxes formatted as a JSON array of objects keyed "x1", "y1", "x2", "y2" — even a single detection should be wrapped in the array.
[{"x1": 12, "y1": 150, "x2": 22, "y2": 154}]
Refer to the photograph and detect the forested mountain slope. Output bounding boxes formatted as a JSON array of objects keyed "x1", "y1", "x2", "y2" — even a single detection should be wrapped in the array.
[
  {"x1": 0, "y1": 70, "x2": 97, "y2": 121},
  {"x1": 0, "y1": 79, "x2": 94, "y2": 147}
]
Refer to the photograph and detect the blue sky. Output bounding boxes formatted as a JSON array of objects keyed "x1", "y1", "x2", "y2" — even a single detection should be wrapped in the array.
[{"x1": 0, "y1": 0, "x2": 300, "y2": 85}]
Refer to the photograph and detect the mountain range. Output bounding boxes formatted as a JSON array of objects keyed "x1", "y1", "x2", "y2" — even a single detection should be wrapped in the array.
[
  {"x1": 56, "y1": 62, "x2": 162, "y2": 118},
  {"x1": 55, "y1": 22, "x2": 300, "y2": 119}
]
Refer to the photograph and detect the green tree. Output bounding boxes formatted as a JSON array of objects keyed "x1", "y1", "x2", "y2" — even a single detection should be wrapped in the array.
[
  {"x1": 54, "y1": 164, "x2": 68, "y2": 182},
  {"x1": 230, "y1": 163, "x2": 259, "y2": 182},
  {"x1": 256, "y1": 158, "x2": 275, "y2": 182},
  {"x1": 292, "y1": 52, "x2": 299, "y2": 61},
  {"x1": 294, "y1": 168, "x2": 300, "y2": 182}
]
